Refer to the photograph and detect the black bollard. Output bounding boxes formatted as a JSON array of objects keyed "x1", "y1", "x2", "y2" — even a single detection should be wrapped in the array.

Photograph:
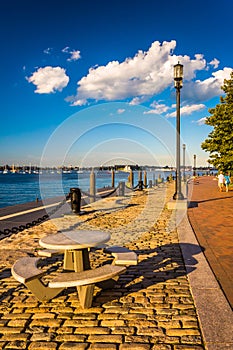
[
  {"x1": 70, "y1": 188, "x2": 81, "y2": 214},
  {"x1": 138, "y1": 180, "x2": 143, "y2": 190}
]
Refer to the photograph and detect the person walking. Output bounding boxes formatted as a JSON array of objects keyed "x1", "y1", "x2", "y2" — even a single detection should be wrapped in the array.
[
  {"x1": 217, "y1": 171, "x2": 225, "y2": 192},
  {"x1": 224, "y1": 172, "x2": 231, "y2": 192}
]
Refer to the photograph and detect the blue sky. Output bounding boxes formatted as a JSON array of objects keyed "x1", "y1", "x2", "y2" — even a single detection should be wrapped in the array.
[{"x1": 1, "y1": 0, "x2": 232, "y2": 168}]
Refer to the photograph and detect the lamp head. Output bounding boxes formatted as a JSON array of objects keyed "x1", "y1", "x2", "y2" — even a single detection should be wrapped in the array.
[{"x1": 174, "y1": 62, "x2": 183, "y2": 88}]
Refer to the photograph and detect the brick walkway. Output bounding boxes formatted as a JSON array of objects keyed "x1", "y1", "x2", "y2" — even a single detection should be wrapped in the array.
[
  {"x1": 0, "y1": 184, "x2": 206, "y2": 350},
  {"x1": 187, "y1": 176, "x2": 233, "y2": 309}
]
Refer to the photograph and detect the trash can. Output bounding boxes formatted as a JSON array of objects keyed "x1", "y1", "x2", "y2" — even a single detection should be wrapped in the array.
[{"x1": 70, "y1": 188, "x2": 81, "y2": 214}]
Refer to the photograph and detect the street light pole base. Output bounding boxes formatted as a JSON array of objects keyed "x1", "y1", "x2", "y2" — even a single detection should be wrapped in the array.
[{"x1": 173, "y1": 192, "x2": 184, "y2": 200}]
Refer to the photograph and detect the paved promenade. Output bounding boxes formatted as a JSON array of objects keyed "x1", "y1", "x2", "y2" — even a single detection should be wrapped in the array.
[
  {"x1": 187, "y1": 176, "x2": 233, "y2": 309},
  {"x1": 0, "y1": 181, "x2": 232, "y2": 349}
]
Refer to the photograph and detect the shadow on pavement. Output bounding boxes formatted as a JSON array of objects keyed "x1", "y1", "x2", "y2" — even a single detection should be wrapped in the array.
[{"x1": 0, "y1": 242, "x2": 203, "y2": 305}]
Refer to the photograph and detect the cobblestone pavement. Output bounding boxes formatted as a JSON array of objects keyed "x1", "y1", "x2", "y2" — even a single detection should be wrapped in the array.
[{"x1": 0, "y1": 184, "x2": 205, "y2": 350}]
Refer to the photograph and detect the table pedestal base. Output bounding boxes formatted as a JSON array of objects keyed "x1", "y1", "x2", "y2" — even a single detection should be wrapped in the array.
[{"x1": 64, "y1": 249, "x2": 91, "y2": 272}]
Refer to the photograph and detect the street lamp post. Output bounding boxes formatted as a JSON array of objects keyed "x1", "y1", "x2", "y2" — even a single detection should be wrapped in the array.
[
  {"x1": 193, "y1": 154, "x2": 196, "y2": 177},
  {"x1": 183, "y1": 144, "x2": 186, "y2": 181},
  {"x1": 173, "y1": 62, "x2": 184, "y2": 200}
]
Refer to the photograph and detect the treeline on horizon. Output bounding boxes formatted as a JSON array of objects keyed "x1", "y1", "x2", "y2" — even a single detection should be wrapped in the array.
[{"x1": 0, "y1": 164, "x2": 216, "y2": 172}]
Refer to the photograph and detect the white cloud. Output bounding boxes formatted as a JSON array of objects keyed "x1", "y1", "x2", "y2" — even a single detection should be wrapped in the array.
[
  {"x1": 44, "y1": 47, "x2": 53, "y2": 55},
  {"x1": 62, "y1": 46, "x2": 81, "y2": 62},
  {"x1": 70, "y1": 40, "x2": 209, "y2": 106},
  {"x1": 209, "y1": 58, "x2": 220, "y2": 69},
  {"x1": 69, "y1": 98, "x2": 88, "y2": 106},
  {"x1": 117, "y1": 109, "x2": 125, "y2": 114},
  {"x1": 166, "y1": 104, "x2": 206, "y2": 118},
  {"x1": 144, "y1": 101, "x2": 170, "y2": 115},
  {"x1": 181, "y1": 104, "x2": 206, "y2": 115},
  {"x1": 65, "y1": 40, "x2": 232, "y2": 107},
  {"x1": 67, "y1": 50, "x2": 81, "y2": 62},
  {"x1": 129, "y1": 96, "x2": 147, "y2": 105},
  {"x1": 182, "y1": 67, "x2": 232, "y2": 102},
  {"x1": 27, "y1": 66, "x2": 69, "y2": 94},
  {"x1": 180, "y1": 53, "x2": 206, "y2": 80},
  {"x1": 62, "y1": 47, "x2": 70, "y2": 53},
  {"x1": 197, "y1": 117, "x2": 207, "y2": 125}
]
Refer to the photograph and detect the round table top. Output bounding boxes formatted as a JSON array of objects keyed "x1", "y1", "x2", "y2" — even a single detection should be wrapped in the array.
[{"x1": 39, "y1": 230, "x2": 111, "y2": 250}]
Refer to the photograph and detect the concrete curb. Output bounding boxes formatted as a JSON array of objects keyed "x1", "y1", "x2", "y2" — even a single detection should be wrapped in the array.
[{"x1": 178, "y1": 212, "x2": 233, "y2": 350}]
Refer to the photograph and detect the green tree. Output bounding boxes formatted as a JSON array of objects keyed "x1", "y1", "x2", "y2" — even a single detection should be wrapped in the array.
[{"x1": 201, "y1": 71, "x2": 233, "y2": 171}]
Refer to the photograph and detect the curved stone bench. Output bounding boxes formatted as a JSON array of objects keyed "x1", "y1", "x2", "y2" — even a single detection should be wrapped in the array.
[
  {"x1": 37, "y1": 249, "x2": 63, "y2": 258},
  {"x1": 12, "y1": 257, "x2": 44, "y2": 284},
  {"x1": 49, "y1": 265, "x2": 126, "y2": 308},
  {"x1": 11, "y1": 257, "x2": 126, "y2": 308},
  {"x1": 104, "y1": 246, "x2": 138, "y2": 266},
  {"x1": 11, "y1": 257, "x2": 63, "y2": 302}
]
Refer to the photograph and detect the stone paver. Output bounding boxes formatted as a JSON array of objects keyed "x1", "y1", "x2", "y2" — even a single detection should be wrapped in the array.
[{"x1": 0, "y1": 183, "x2": 206, "y2": 349}]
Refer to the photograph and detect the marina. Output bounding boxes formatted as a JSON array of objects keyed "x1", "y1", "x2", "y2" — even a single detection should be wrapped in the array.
[
  {"x1": 0, "y1": 169, "x2": 169, "y2": 208},
  {"x1": 0, "y1": 167, "x2": 215, "y2": 209}
]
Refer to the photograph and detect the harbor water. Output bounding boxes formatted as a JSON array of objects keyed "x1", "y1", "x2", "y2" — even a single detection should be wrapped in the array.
[
  {"x1": 0, "y1": 169, "x2": 213, "y2": 209},
  {"x1": 0, "y1": 170, "x2": 175, "y2": 208}
]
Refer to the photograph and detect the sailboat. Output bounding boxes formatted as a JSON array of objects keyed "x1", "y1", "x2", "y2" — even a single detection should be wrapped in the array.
[
  {"x1": 11, "y1": 164, "x2": 17, "y2": 173},
  {"x1": 3, "y1": 166, "x2": 8, "y2": 174},
  {"x1": 123, "y1": 165, "x2": 131, "y2": 172}
]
